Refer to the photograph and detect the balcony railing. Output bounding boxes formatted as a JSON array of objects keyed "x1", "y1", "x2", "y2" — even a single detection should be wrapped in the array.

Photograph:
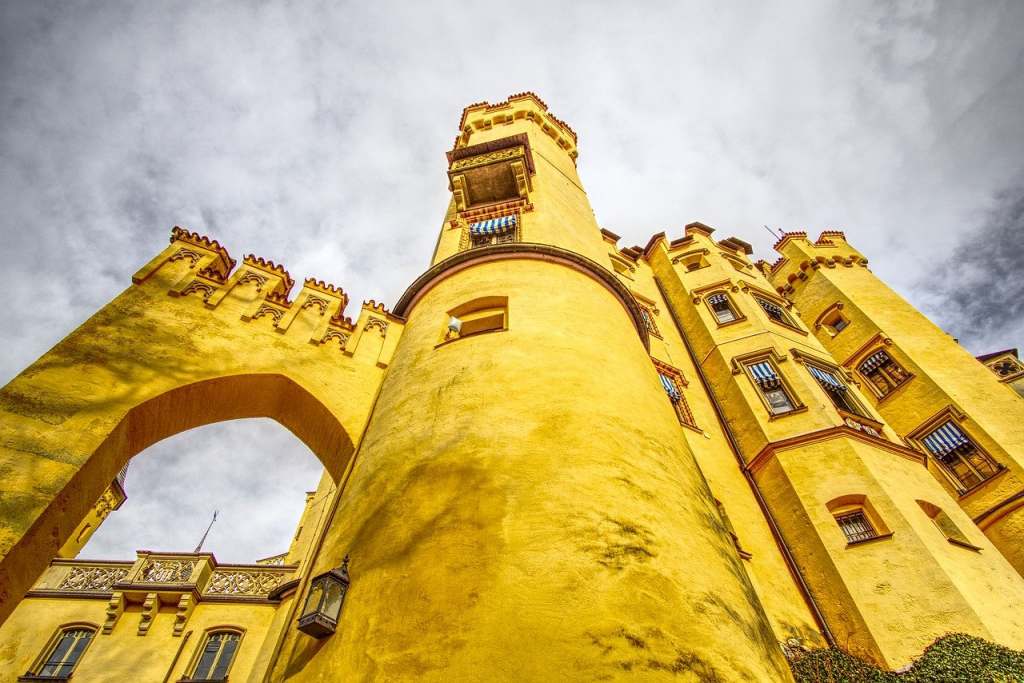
[{"x1": 29, "y1": 552, "x2": 296, "y2": 601}]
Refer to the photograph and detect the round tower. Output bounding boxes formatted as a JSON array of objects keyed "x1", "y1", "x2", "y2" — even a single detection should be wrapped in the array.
[{"x1": 278, "y1": 95, "x2": 792, "y2": 680}]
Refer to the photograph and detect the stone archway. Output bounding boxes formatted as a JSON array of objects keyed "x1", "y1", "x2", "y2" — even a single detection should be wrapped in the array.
[{"x1": 0, "y1": 228, "x2": 400, "y2": 625}]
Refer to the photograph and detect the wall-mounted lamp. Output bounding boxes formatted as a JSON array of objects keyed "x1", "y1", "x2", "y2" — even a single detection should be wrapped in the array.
[
  {"x1": 446, "y1": 316, "x2": 463, "y2": 339},
  {"x1": 297, "y1": 555, "x2": 351, "y2": 638}
]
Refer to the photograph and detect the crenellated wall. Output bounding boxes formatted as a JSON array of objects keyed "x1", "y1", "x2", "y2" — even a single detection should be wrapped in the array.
[{"x1": 0, "y1": 226, "x2": 402, "y2": 629}]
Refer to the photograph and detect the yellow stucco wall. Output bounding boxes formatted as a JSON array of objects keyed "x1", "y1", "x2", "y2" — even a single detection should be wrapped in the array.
[
  {"x1": 1, "y1": 94, "x2": 1024, "y2": 680},
  {"x1": 769, "y1": 232, "x2": 1024, "y2": 575},
  {"x1": 0, "y1": 594, "x2": 284, "y2": 681}
]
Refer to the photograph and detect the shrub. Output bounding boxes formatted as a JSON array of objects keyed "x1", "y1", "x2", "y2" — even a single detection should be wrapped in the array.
[{"x1": 789, "y1": 633, "x2": 1024, "y2": 683}]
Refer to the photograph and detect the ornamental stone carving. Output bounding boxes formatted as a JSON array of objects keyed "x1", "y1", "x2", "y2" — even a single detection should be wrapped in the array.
[
  {"x1": 57, "y1": 565, "x2": 129, "y2": 592},
  {"x1": 139, "y1": 559, "x2": 194, "y2": 583},
  {"x1": 205, "y1": 569, "x2": 284, "y2": 597},
  {"x1": 449, "y1": 146, "x2": 524, "y2": 171}
]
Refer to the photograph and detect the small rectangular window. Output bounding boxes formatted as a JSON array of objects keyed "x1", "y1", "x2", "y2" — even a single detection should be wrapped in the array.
[
  {"x1": 753, "y1": 295, "x2": 792, "y2": 326},
  {"x1": 806, "y1": 363, "x2": 867, "y2": 417},
  {"x1": 858, "y1": 349, "x2": 911, "y2": 398},
  {"x1": 921, "y1": 421, "x2": 1001, "y2": 491},
  {"x1": 836, "y1": 511, "x2": 877, "y2": 544},
  {"x1": 707, "y1": 293, "x2": 737, "y2": 324},
  {"x1": 747, "y1": 360, "x2": 797, "y2": 415},
  {"x1": 469, "y1": 215, "x2": 518, "y2": 248}
]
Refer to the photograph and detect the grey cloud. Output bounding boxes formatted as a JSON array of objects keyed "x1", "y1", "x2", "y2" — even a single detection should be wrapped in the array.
[{"x1": 917, "y1": 182, "x2": 1024, "y2": 354}]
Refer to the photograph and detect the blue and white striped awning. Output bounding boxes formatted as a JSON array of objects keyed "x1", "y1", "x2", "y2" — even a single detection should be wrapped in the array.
[
  {"x1": 858, "y1": 350, "x2": 889, "y2": 374},
  {"x1": 707, "y1": 293, "x2": 729, "y2": 306},
  {"x1": 922, "y1": 421, "x2": 970, "y2": 457},
  {"x1": 659, "y1": 373, "x2": 682, "y2": 401},
  {"x1": 749, "y1": 361, "x2": 780, "y2": 388},
  {"x1": 470, "y1": 215, "x2": 517, "y2": 236},
  {"x1": 808, "y1": 365, "x2": 846, "y2": 392}
]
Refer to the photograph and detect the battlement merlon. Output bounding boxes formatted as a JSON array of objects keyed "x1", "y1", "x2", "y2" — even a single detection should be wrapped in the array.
[
  {"x1": 131, "y1": 227, "x2": 355, "y2": 329},
  {"x1": 766, "y1": 230, "x2": 870, "y2": 295},
  {"x1": 455, "y1": 92, "x2": 579, "y2": 164}
]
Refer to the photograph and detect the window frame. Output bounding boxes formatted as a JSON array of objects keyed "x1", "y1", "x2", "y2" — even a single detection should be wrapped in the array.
[
  {"x1": 814, "y1": 303, "x2": 851, "y2": 337},
  {"x1": 912, "y1": 415, "x2": 1004, "y2": 495},
  {"x1": 23, "y1": 623, "x2": 97, "y2": 681},
  {"x1": 439, "y1": 296, "x2": 509, "y2": 345},
  {"x1": 802, "y1": 359, "x2": 871, "y2": 419},
  {"x1": 916, "y1": 500, "x2": 982, "y2": 551},
  {"x1": 826, "y1": 495, "x2": 893, "y2": 548},
  {"x1": 703, "y1": 290, "x2": 744, "y2": 327},
  {"x1": 183, "y1": 627, "x2": 244, "y2": 682},
  {"x1": 736, "y1": 354, "x2": 803, "y2": 417},
  {"x1": 854, "y1": 348, "x2": 913, "y2": 401},
  {"x1": 750, "y1": 292, "x2": 802, "y2": 332},
  {"x1": 652, "y1": 359, "x2": 698, "y2": 430}
]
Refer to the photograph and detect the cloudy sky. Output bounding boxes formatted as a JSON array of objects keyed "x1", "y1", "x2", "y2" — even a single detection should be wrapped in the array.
[{"x1": 2, "y1": 1, "x2": 1022, "y2": 562}]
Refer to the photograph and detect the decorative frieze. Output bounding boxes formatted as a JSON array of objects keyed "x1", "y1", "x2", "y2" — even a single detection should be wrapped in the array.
[
  {"x1": 57, "y1": 565, "x2": 129, "y2": 592},
  {"x1": 205, "y1": 569, "x2": 286, "y2": 597},
  {"x1": 139, "y1": 558, "x2": 194, "y2": 583}
]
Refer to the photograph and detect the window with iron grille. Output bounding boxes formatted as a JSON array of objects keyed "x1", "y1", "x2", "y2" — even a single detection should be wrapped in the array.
[
  {"x1": 706, "y1": 292, "x2": 738, "y2": 324},
  {"x1": 920, "y1": 421, "x2": 1001, "y2": 492},
  {"x1": 654, "y1": 361, "x2": 697, "y2": 428},
  {"x1": 835, "y1": 511, "x2": 877, "y2": 544},
  {"x1": 29, "y1": 626, "x2": 94, "y2": 679},
  {"x1": 857, "y1": 349, "x2": 910, "y2": 398},
  {"x1": 805, "y1": 363, "x2": 868, "y2": 417}
]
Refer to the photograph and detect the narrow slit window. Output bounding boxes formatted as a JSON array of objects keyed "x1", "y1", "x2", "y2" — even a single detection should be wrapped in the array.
[
  {"x1": 639, "y1": 306, "x2": 661, "y2": 338},
  {"x1": 655, "y1": 362, "x2": 697, "y2": 429},
  {"x1": 858, "y1": 350, "x2": 911, "y2": 398},
  {"x1": 32, "y1": 626, "x2": 95, "y2": 679},
  {"x1": 189, "y1": 630, "x2": 241, "y2": 681},
  {"x1": 921, "y1": 421, "x2": 1001, "y2": 492},
  {"x1": 747, "y1": 360, "x2": 796, "y2": 415},
  {"x1": 707, "y1": 292, "x2": 737, "y2": 324},
  {"x1": 836, "y1": 510, "x2": 877, "y2": 544}
]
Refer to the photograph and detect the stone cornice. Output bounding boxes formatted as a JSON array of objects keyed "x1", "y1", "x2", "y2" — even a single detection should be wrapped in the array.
[{"x1": 746, "y1": 425, "x2": 926, "y2": 473}]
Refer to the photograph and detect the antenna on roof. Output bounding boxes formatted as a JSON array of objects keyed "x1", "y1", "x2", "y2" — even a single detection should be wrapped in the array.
[
  {"x1": 764, "y1": 225, "x2": 782, "y2": 240},
  {"x1": 193, "y1": 510, "x2": 218, "y2": 553}
]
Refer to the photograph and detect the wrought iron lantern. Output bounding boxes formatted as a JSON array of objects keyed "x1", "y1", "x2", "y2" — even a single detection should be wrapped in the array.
[{"x1": 297, "y1": 555, "x2": 350, "y2": 638}]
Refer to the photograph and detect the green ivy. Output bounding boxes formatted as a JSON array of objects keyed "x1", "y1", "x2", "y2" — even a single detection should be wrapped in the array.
[{"x1": 789, "y1": 633, "x2": 1024, "y2": 683}]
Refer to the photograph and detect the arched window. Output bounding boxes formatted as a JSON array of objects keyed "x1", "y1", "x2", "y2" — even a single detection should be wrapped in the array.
[
  {"x1": 826, "y1": 495, "x2": 892, "y2": 546},
  {"x1": 29, "y1": 625, "x2": 96, "y2": 679},
  {"x1": 916, "y1": 500, "x2": 979, "y2": 550},
  {"x1": 443, "y1": 296, "x2": 508, "y2": 342},
  {"x1": 187, "y1": 629, "x2": 242, "y2": 681}
]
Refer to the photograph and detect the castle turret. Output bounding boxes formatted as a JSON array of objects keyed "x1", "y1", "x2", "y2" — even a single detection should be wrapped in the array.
[
  {"x1": 768, "y1": 231, "x2": 1024, "y2": 577},
  {"x1": 647, "y1": 224, "x2": 1024, "y2": 668},
  {"x1": 273, "y1": 95, "x2": 794, "y2": 681}
]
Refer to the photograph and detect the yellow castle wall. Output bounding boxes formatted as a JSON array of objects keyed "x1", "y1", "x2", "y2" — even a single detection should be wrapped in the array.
[
  {"x1": 770, "y1": 234, "x2": 1024, "y2": 574},
  {"x1": 0, "y1": 595, "x2": 285, "y2": 682},
  {"x1": 274, "y1": 256, "x2": 793, "y2": 681}
]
